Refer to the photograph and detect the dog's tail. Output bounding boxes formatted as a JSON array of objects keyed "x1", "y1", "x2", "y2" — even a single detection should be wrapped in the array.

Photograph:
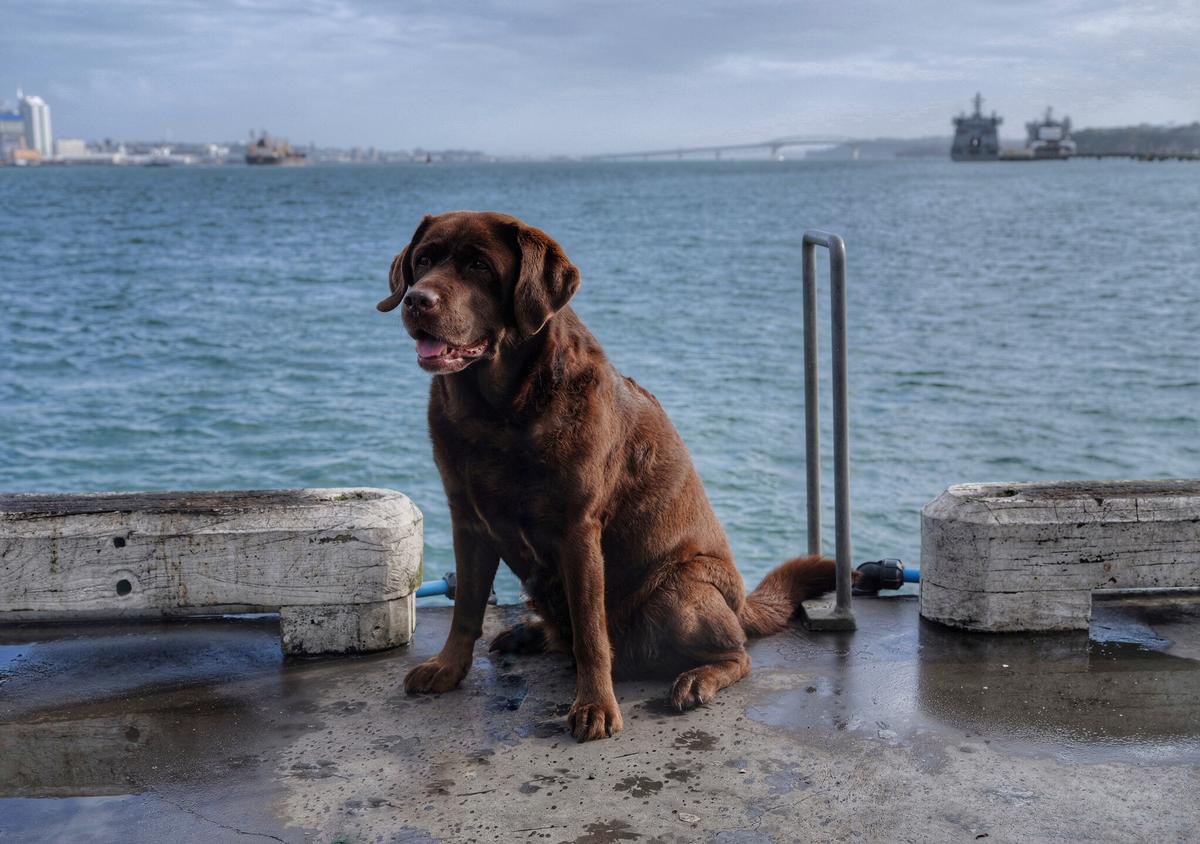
[{"x1": 738, "y1": 555, "x2": 839, "y2": 638}]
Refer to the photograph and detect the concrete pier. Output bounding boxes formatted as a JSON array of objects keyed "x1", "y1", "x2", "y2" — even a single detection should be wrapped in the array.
[
  {"x1": 921, "y1": 480, "x2": 1200, "y2": 631},
  {"x1": 2, "y1": 597, "x2": 1197, "y2": 842},
  {"x1": 0, "y1": 488, "x2": 423, "y2": 654}
]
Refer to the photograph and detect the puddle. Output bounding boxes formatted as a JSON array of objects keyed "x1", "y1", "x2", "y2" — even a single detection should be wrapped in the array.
[
  {"x1": 0, "y1": 794, "x2": 304, "y2": 843},
  {"x1": 745, "y1": 598, "x2": 1200, "y2": 764},
  {"x1": 0, "y1": 618, "x2": 326, "y2": 840},
  {"x1": 0, "y1": 618, "x2": 284, "y2": 720},
  {"x1": 0, "y1": 643, "x2": 29, "y2": 678},
  {"x1": 916, "y1": 623, "x2": 1200, "y2": 760}
]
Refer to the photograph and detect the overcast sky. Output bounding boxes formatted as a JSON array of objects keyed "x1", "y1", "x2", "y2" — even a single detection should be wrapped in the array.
[{"x1": 3, "y1": 1, "x2": 1198, "y2": 155}]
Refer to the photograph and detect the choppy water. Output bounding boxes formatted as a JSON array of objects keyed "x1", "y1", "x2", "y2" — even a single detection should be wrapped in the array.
[{"x1": 2, "y1": 161, "x2": 1197, "y2": 601}]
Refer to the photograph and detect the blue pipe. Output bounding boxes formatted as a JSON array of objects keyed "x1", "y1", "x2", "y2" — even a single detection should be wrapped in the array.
[
  {"x1": 417, "y1": 564, "x2": 919, "y2": 601},
  {"x1": 416, "y1": 577, "x2": 451, "y2": 598}
]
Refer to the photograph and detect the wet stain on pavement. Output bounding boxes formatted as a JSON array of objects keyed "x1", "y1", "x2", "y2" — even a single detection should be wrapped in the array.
[
  {"x1": 288, "y1": 759, "x2": 340, "y2": 780},
  {"x1": 425, "y1": 778, "x2": 454, "y2": 796},
  {"x1": 369, "y1": 734, "x2": 422, "y2": 754},
  {"x1": 568, "y1": 819, "x2": 644, "y2": 842},
  {"x1": 759, "y1": 760, "x2": 810, "y2": 795},
  {"x1": 613, "y1": 775, "x2": 663, "y2": 798},
  {"x1": 488, "y1": 674, "x2": 530, "y2": 712},
  {"x1": 520, "y1": 771, "x2": 578, "y2": 794},
  {"x1": 663, "y1": 761, "x2": 700, "y2": 783},
  {"x1": 673, "y1": 728, "x2": 718, "y2": 750},
  {"x1": 516, "y1": 719, "x2": 567, "y2": 739}
]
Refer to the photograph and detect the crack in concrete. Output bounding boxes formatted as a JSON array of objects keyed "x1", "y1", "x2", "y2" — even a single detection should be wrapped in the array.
[{"x1": 147, "y1": 786, "x2": 288, "y2": 843}]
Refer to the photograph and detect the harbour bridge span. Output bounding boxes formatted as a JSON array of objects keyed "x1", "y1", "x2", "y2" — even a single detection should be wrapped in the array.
[{"x1": 585, "y1": 135, "x2": 857, "y2": 160}]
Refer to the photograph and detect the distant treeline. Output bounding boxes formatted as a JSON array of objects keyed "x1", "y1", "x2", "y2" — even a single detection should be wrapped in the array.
[
  {"x1": 807, "y1": 123, "x2": 1200, "y2": 160},
  {"x1": 1073, "y1": 123, "x2": 1200, "y2": 155}
]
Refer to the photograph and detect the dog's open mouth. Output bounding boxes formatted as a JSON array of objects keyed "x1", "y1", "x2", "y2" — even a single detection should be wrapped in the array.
[{"x1": 414, "y1": 333, "x2": 488, "y2": 372}]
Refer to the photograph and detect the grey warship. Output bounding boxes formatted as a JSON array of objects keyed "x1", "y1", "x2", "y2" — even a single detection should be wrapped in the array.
[
  {"x1": 951, "y1": 93, "x2": 1001, "y2": 161},
  {"x1": 1025, "y1": 107, "x2": 1075, "y2": 159}
]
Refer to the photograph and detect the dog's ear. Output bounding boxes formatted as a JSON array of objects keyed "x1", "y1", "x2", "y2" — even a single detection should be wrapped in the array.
[
  {"x1": 511, "y1": 223, "x2": 580, "y2": 338},
  {"x1": 377, "y1": 215, "x2": 434, "y2": 313},
  {"x1": 375, "y1": 251, "x2": 408, "y2": 313}
]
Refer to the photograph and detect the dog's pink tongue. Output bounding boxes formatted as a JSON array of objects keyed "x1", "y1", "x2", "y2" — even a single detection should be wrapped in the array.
[{"x1": 416, "y1": 337, "x2": 449, "y2": 358}]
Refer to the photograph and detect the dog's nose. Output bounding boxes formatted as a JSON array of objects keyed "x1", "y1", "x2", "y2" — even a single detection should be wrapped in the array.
[{"x1": 404, "y1": 288, "x2": 440, "y2": 314}]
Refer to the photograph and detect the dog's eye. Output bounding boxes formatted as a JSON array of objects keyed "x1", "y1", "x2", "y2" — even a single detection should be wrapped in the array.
[
  {"x1": 415, "y1": 255, "x2": 432, "y2": 268},
  {"x1": 469, "y1": 260, "x2": 491, "y2": 274}
]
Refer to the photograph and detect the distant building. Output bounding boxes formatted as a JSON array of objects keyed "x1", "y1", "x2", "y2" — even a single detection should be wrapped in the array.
[
  {"x1": 10, "y1": 148, "x2": 42, "y2": 165},
  {"x1": 18, "y1": 91, "x2": 53, "y2": 158},
  {"x1": 0, "y1": 106, "x2": 24, "y2": 161},
  {"x1": 56, "y1": 138, "x2": 88, "y2": 158}
]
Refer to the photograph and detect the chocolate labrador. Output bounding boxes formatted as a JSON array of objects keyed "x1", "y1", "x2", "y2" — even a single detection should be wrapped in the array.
[{"x1": 378, "y1": 211, "x2": 838, "y2": 742}]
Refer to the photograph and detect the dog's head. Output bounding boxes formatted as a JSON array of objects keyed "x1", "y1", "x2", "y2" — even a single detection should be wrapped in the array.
[{"x1": 377, "y1": 211, "x2": 580, "y2": 374}]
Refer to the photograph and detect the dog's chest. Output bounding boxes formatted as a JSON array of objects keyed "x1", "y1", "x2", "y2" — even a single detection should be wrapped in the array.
[{"x1": 445, "y1": 424, "x2": 569, "y2": 565}]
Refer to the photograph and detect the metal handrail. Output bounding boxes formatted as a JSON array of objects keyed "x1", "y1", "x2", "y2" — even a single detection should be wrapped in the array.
[{"x1": 801, "y1": 231, "x2": 856, "y2": 630}]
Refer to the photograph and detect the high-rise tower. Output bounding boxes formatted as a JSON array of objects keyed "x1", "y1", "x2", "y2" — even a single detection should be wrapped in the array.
[{"x1": 18, "y1": 91, "x2": 54, "y2": 159}]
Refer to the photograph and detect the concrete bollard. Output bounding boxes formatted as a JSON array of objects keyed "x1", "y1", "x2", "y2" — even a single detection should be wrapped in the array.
[
  {"x1": 920, "y1": 480, "x2": 1200, "y2": 631},
  {"x1": 0, "y1": 488, "x2": 423, "y2": 654}
]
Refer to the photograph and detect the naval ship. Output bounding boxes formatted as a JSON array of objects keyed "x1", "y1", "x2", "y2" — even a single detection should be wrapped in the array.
[
  {"x1": 950, "y1": 93, "x2": 1001, "y2": 161},
  {"x1": 1025, "y1": 107, "x2": 1076, "y2": 159}
]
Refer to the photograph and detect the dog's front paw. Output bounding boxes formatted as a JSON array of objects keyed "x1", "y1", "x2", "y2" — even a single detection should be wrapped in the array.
[
  {"x1": 404, "y1": 656, "x2": 469, "y2": 694},
  {"x1": 567, "y1": 694, "x2": 623, "y2": 742}
]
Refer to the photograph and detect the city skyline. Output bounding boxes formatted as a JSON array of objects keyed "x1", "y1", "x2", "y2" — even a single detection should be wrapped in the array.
[
  {"x1": 3, "y1": 1, "x2": 1199, "y2": 156},
  {"x1": 4, "y1": 84, "x2": 1197, "y2": 165}
]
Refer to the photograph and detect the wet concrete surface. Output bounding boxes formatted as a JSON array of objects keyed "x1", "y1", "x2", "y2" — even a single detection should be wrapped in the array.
[{"x1": 1, "y1": 595, "x2": 1198, "y2": 842}]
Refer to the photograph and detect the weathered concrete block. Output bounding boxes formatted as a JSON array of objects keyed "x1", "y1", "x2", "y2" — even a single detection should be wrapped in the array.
[
  {"x1": 920, "y1": 480, "x2": 1200, "y2": 631},
  {"x1": 280, "y1": 595, "x2": 415, "y2": 655},
  {"x1": 0, "y1": 488, "x2": 422, "y2": 654}
]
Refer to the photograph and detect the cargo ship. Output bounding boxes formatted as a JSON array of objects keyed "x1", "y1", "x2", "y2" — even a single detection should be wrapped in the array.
[
  {"x1": 950, "y1": 93, "x2": 1001, "y2": 161},
  {"x1": 245, "y1": 132, "x2": 307, "y2": 166}
]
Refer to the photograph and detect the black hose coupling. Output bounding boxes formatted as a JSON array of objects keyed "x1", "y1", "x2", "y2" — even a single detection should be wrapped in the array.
[{"x1": 852, "y1": 558, "x2": 905, "y2": 595}]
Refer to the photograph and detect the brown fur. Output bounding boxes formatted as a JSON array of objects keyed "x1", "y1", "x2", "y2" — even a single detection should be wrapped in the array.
[{"x1": 380, "y1": 211, "x2": 839, "y2": 742}]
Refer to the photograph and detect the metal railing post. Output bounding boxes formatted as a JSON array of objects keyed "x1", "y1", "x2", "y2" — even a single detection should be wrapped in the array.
[{"x1": 801, "y1": 231, "x2": 856, "y2": 631}]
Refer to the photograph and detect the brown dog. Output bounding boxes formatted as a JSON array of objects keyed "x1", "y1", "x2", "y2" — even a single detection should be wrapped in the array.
[{"x1": 378, "y1": 211, "x2": 838, "y2": 742}]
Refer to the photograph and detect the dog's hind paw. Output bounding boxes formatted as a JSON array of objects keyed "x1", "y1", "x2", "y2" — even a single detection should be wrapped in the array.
[
  {"x1": 488, "y1": 621, "x2": 547, "y2": 655},
  {"x1": 669, "y1": 669, "x2": 719, "y2": 711},
  {"x1": 404, "y1": 656, "x2": 469, "y2": 694}
]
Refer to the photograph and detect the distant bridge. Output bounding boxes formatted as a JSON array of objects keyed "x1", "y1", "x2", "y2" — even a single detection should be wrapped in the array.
[{"x1": 585, "y1": 135, "x2": 858, "y2": 161}]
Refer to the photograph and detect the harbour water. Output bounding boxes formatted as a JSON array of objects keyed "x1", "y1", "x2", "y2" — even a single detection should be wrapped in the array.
[{"x1": 2, "y1": 160, "x2": 1198, "y2": 602}]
